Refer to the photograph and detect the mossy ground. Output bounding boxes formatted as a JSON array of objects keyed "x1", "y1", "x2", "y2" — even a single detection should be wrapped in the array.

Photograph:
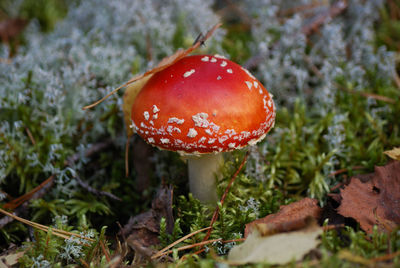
[{"x1": 1, "y1": 0, "x2": 400, "y2": 267}]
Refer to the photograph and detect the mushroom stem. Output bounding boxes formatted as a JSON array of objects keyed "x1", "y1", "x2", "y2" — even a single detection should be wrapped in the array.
[{"x1": 187, "y1": 153, "x2": 224, "y2": 204}]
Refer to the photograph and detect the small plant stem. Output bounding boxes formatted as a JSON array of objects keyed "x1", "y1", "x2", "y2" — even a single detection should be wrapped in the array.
[
  {"x1": 100, "y1": 240, "x2": 111, "y2": 263},
  {"x1": 151, "y1": 226, "x2": 211, "y2": 259},
  {"x1": 156, "y1": 239, "x2": 222, "y2": 259}
]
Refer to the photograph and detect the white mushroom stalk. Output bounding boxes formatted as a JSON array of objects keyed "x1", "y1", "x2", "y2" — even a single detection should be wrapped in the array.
[{"x1": 186, "y1": 153, "x2": 224, "y2": 203}]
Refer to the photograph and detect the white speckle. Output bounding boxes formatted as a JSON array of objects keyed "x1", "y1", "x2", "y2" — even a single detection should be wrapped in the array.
[
  {"x1": 140, "y1": 122, "x2": 147, "y2": 128},
  {"x1": 225, "y1": 129, "x2": 236, "y2": 136},
  {"x1": 149, "y1": 120, "x2": 154, "y2": 126},
  {"x1": 268, "y1": 99, "x2": 272, "y2": 107},
  {"x1": 214, "y1": 54, "x2": 226, "y2": 59},
  {"x1": 253, "y1": 81, "x2": 259, "y2": 88},
  {"x1": 242, "y1": 67, "x2": 256, "y2": 80},
  {"x1": 210, "y1": 57, "x2": 217, "y2": 63},
  {"x1": 153, "y1": 113, "x2": 158, "y2": 119},
  {"x1": 143, "y1": 111, "x2": 149, "y2": 120},
  {"x1": 168, "y1": 117, "x2": 185, "y2": 124},
  {"x1": 129, "y1": 121, "x2": 137, "y2": 129},
  {"x1": 269, "y1": 92, "x2": 274, "y2": 98},
  {"x1": 201, "y1": 56, "x2": 209, "y2": 62},
  {"x1": 217, "y1": 76, "x2": 222, "y2": 80},
  {"x1": 205, "y1": 129, "x2": 213, "y2": 135},
  {"x1": 245, "y1": 81, "x2": 253, "y2": 90},
  {"x1": 148, "y1": 137, "x2": 155, "y2": 143},
  {"x1": 248, "y1": 133, "x2": 266, "y2": 146},
  {"x1": 160, "y1": 138, "x2": 170, "y2": 144},
  {"x1": 167, "y1": 125, "x2": 181, "y2": 134},
  {"x1": 153, "y1": 105, "x2": 160, "y2": 113},
  {"x1": 218, "y1": 135, "x2": 229, "y2": 144},
  {"x1": 187, "y1": 128, "x2": 198, "y2": 138},
  {"x1": 183, "y1": 69, "x2": 195, "y2": 78},
  {"x1": 192, "y1": 113, "x2": 209, "y2": 128},
  {"x1": 198, "y1": 137, "x2": 207, "y2": 143},
  {"x1": 145, "y1": 131, "x2": 149, "y2": 134},
  {"x1": 227, "y1": 69, "x2": 233, "y2": 74},
  {"x1": 259, "y1": 89, "x2": 263, "y2": 94},
  {"x1": 220, "y1": 61, "x2": 227, "y2": 67},
  {"x1": 228, "y1": 143, "x2": 236, "y2": 149},
  {"x1": 208, "y1": 138, "x2": 216, "y2": 144}
]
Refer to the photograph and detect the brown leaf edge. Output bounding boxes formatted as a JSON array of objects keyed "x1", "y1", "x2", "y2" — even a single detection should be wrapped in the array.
[
  {"x1": 336, "y1": 161, "x2": 400, "y2": 234},
  {"x1": 244, "y1": 197, "x2": 322, "y2": 238},
  {"x1": 82, "y1": 23, "x2": 222, "y2": 111}
]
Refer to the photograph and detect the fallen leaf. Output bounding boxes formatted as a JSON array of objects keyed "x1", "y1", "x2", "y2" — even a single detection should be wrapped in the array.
[
  {"x1": 337, "y1": 161, "x2": 400, "y2": 233},
  {"x1": 0, "y1": 250, "x2": 24, "y2": 267},
  {"x1": 119, "y1": 186, "x2": 174, "y2": 248},
  {"x1": 245, "y1": 197, "x2": 322, "y2": 237},
  {"x1": 228, "y1": 220, "x2": 322, "y2": 265},
  {"x1": 384, "y1": 147, "x2": 400, "y2": 161}
]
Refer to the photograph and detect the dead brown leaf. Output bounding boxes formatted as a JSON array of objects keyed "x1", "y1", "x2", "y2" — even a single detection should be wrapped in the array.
[
  {"x1": 119, "y1": 186, "x2": 174, "y2": 260},
  {"x1": 245, "y1": 198, "x2": 322, "y2": 237},
  {"x1": 337, "y1": 161, "x2": 400, "y2": 233}
]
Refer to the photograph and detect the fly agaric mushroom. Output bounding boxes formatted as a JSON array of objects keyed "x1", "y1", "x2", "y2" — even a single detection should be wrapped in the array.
[{"x1": 130, "y1": 55, "x2": 275, "y2": 203}]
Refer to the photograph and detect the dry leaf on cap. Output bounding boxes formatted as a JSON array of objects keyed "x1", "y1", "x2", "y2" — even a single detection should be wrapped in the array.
[
  {"x1": 337, "y1": 161, "x2": 400, "y2": 233},
  {"x1": 384, "y1": 147, "x2": 400, "y2": 161},
  {"x1": 228, "y1": 219, "x2": 322, "y2": 265},
  {"x1": 245, "y1": 197, "x2": 322, "y2": 237}
]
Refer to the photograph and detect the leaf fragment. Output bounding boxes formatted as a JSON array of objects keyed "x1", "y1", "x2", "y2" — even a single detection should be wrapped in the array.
[
  {"x1": 337, "y1": 161, "x2": 400, "y2": 233},
  {"x1": 228, "y1": 220, "x2": 322, "y2": 265},
  {"x1": 245, "y1": 197, "x2": 322, "y2": 237},
  {"x1": 384, "y1": 147, "x2": 400, "y2": 161}
]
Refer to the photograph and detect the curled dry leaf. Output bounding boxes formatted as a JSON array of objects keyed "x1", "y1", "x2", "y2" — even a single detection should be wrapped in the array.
[
  {"x1": 228, "y1": 219, "x2": 322, "y2": 265},
  {"x1": 119, "y1": 186, "x2": 174, "y2": 252},
  {"x1": 384, "y1": 147, "x2": 400, "y2": 161},
  {"x1": 337, "y1": 161, "x2": 400, "y2": 233},
  {"x1": 245, "y1": 197, "x2": 322, "y2": 237}
]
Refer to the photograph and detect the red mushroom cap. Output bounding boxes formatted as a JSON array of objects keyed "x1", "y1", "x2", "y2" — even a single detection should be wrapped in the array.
[{"x1": 130, "y1": 55, "x2": 275, "y2": 155}]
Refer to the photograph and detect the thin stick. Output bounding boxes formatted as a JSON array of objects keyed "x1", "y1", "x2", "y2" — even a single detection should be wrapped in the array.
[
  {"x1": 0, "y1": 208, "x2": 94, "y2": 242},
  {"x1": 125, "y1": 136, "x2": 131, "y2": 177},
  {"x1": 370, "y1": 250, "x2": 400, "y2": 262},
  {"x1": 83, "y1": 83, "x2": 130, "y2": 110},
  {"x1": 328, "y1": 166, "x2": 364, "y2": 177},
  {"x1": 4, "y1": 175, "x2": 54, "y2": 210},
  {"x1": 100, "y1": 240, "x2": 111, "y2": 263},
  {"x1": 155, "y1": 239, "x2": 222, "y2": 259},
  {"x1": 202, "y1": 151, "x2": 250, "y2": 243},
  {"x1": 151, "y1": 226, "x2": 211, "y2": 259},
  {"x1": 25, "y1": 127, "x2": 36, "y2": 145}
]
